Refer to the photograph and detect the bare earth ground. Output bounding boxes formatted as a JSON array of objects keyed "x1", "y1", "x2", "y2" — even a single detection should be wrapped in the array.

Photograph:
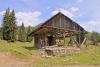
[
  {"x1": 0, "y1": 50, "x2": 99, "y2": 67},
  {"x1": 0, "y1": 51, "x2": 33, "y2": 67}
]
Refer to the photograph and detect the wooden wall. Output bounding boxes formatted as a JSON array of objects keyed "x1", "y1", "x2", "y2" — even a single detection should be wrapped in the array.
[
  {"x1": 42, "y1": 13, "x2": 84, "y2": 32},
  {"x1": 33, "y1": 13, "x2": 86, "y2": 48}
]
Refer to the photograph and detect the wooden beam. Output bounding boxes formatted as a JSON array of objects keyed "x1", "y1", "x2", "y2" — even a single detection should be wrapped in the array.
[
  {"x1": 63, "y1": 33, "x2": 66, "y2": 46},
  {"x1": 80, "y1": 37, "x2": 87, "y2": 47},
  {"x1": 72, "y1": 37, "x2": 80, "y2": 48}
]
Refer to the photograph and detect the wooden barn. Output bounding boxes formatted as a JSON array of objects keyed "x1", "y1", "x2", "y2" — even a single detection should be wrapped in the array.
[{"x1": 29, "y1": 12, "x2": 87, "y2": 49}]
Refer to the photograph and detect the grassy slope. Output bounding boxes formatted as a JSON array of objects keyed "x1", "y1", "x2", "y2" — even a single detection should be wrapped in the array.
[
  {"x1": 33, "y1": 45, "x2": 100, "y2": 67},
  {"x1": 0, "y1": 40, "x2": 36, "y2": 57},
  {"x1": 0, "y1": 40, "x2": 100, "y2": 67}
]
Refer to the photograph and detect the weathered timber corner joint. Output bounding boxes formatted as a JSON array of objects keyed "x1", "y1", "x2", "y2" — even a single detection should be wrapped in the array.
[{"x1": 29, "y1": 12, "x2": 87, "y2": 49}]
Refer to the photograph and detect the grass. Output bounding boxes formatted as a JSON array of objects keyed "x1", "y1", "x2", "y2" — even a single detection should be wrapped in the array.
[
  {"x1": 0, "y1": 39, "x2": 100, "y2": 67},
  {"x1": 0, "y1": 40, "x2": 36, "y2": 57},
  {"x1": 33, "y1": 45, "x2": 100, "y2": 67}
]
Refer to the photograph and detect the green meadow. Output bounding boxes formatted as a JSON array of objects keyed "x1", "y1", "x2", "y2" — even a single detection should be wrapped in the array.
[{"x1": 0, "y1": 40, "x2": 100, "y2": 67}]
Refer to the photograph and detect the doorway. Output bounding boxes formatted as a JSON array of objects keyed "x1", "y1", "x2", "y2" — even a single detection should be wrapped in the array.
[{"x1": 47, "y1": 36, "x2": 54, "y2": 46}]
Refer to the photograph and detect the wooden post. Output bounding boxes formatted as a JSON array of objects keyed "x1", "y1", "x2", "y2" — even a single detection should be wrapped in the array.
[
  {"x1": 79, "y1": 33, "x2": 81, "y2": 45},
  {"x1": 80, "y1": 37, "x2": 87, "y2": 48},
  {"x1": 63, "y1": 33, "x2": 66, "y2": 46},
  {"x1": 68, "y1": 32, "x2": 73, "y2": 46},
  {"x1": 72, "y1": 37, "x2": 80, "y2": 48}
]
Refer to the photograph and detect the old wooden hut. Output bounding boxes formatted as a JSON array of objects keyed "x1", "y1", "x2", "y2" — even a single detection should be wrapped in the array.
[{"x1": 29, "y1": 12, "x2": 87, "y2": 49}]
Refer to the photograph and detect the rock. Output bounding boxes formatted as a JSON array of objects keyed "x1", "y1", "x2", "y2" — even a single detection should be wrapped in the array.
[{"x1": 45, "y1": 46, "x2": 80, "y2": 56}]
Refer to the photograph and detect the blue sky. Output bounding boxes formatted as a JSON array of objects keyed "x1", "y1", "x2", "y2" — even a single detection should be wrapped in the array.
[{"x1": 0, "y1": 0, "x2": 100, "y2": 32}]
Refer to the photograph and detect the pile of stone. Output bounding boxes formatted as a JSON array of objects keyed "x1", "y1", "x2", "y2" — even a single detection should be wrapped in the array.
[{"x1": 45, "y1": 46, "x2": 80, "y2": 56}]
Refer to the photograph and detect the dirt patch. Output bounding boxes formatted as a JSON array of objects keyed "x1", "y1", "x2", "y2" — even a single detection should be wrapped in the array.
[
  {"x1": 0, "y1": 51, "x2": 33, "y2": 67},
  {"x1": 0, "y1": 50, "x2": 99, "y2": 67}
]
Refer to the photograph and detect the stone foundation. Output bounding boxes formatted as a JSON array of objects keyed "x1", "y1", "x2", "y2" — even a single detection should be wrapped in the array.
[{"x1": 45, "y1": 46, "x2": 80, "y2": 56}]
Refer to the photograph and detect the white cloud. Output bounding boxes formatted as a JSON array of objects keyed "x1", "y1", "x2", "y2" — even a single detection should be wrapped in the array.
[
  {"x1": 52, "y1": 8, "x2": 74, "y2": 18},
  {"x1": 0, "y1": 11, "x2": 5, "y2": 16},
  {"x1": 0, "y1": 10, "x2": 12, "y2": 16},
  {"x1": 81, "y1": 20, "x2": 100, "y2": 32},
  {"x1": 69, "y1": 7, "x2": 79, "y2": 12},
  {"x1": 16, "y1": 11, "x2": 42, "y2": 26},
  {"x1": 88, "y1": 21, "x2": 100, "y2": 26},
  {"x1": 0, "y1": 10, "x2": 42, "y2": 27}
]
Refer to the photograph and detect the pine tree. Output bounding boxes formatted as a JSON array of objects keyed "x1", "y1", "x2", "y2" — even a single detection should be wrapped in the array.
[
  {"x1": 2, "y1": 8, "x2": 11, "y2": 40},
  {"x1": 9, "y1": 10, "x2": 17, "y2": 42},
  {"x1": 0, "y1": 27, "x2": 2, "y2": 39},
  {"x1": 2, "y1": 8, "x2": 17, "y2": 42},
  {"x1": 18, "y1": 23, "x2": 26, "y2": 42},
  {"x1": 26, "y1": 26, "x2": 33, "y2": 42}
]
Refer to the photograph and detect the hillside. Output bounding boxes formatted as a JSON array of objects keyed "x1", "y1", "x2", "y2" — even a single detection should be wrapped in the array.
[{"x1": 0, "y1": 40, "x2": 100, "y2": 67}]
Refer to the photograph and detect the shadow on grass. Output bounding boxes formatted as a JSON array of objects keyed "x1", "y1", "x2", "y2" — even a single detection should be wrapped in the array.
[{"x1": 23, "y1": 47, "x2": 37, "y2": 51}]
